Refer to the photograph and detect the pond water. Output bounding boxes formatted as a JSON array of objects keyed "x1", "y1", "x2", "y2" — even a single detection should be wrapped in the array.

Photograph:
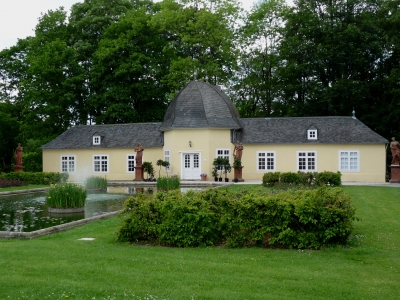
[
  {"x1": 0, "y1": 191, "x2": 129, "y2": 233},
  {"x1": 0, "y1": 186, "x2": 204, "y2": 233}
]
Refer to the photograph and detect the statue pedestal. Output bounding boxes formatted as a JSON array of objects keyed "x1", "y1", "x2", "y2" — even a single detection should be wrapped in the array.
[
  {"x1": 234, "y1": 166, "x2": 244, "y2": 182},
  {"x1": 14, "y1": 165, "x2": 23, "y2": 172},
  {"x1": 134, "y1": 166, "x2": 144, "y2": 181},
  {"x1": 390, "y1": 165, "x2": 400, "y2": 183}
]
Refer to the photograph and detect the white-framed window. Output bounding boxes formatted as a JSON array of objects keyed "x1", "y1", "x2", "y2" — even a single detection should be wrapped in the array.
[
  {"x1": 308, "y1": 130, "x2": 317, "y2": 140},
  {"x1": 93, "y1": 155, "x2": 109, "y2": 173},
  {"x1": 297, "y1": 151, "x2": 317, "y2": 171},
  {"x1": 61, "y1": 156, "x2": 75, "y2": 173},
  {"x1": 164, "y1": 150, "x2": 170, "y2": 172},
  {"x1": 339, "y1": 151, "x2": 360, "y2": 172},
  {"x1": 257, "y1": 151, "x2": 275, "y2": 171},
  {"x1": 93, "y1": 135, "x2": 101, "y2": 145},
  {"x1": 216, "y1": 149, "x2": 230, "y2": 170},
  {"x1": 127, "y1": 154, "x2": 135, "y2": 173}
]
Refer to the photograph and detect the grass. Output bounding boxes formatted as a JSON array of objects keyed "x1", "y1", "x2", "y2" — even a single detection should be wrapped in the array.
[
  {"x1": 156, "y1": 176, "x2": 180, "y2": 191},
  {"x1": 85, "y1": 176, "x2": 108, "y2": 189},
  {"x1": 0, "y1": 184, "x2": 48, "y2": 192},
  {"x1": 0, "y1": 185, "x2": 399, "y2": 299}
]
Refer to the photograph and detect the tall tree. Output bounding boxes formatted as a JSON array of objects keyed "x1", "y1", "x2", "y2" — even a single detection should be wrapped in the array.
[
  {"x1": 279, "y1": 0, "x2": 385, "y2": 121},
  {"x1": 233, "y1": 0, "x2": 288, "y2": 117},
  {"x1": 90, "y1": 2, "x2": 170, "y2": 123},
  {"x1": 151, "y1": 0, "x2": 241, "y2": 94}
]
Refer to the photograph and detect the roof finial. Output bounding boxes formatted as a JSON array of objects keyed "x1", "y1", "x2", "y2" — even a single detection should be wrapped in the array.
[{"x1": 352, "y1": 108, "x2": 356, "y2": 119}]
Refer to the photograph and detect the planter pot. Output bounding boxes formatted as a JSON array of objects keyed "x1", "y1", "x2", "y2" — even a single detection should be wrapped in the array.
[
  {"x1": 201, "y1": 176, "x2": 207, "y2": 181},
  {"x1": 233, "y1": 178, "x2": 238, "y2": 183},
  {"x1": 218, "y1": 178, "x2": 222, "y2": 182},
  {"x1": 48, "y1": 207, "x2": 84, "y2": 214},
  {"x1": 214, "y1": 177, "x2": 218, "y2": 182},
  {"x1": 225, "y1": 178, "x2": 229, "y2": 182}
]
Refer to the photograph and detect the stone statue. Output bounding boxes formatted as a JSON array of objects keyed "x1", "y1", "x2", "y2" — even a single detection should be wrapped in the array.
[
  {"x1": 391, "y1": 137, "x2": 400, "y2": 165},
  {"x1": 14, "y1": 143, "x2": 23, "y2": 166},
  {"x1": 233, "y1": 140, "x2": 243, "y2": 160},
  {"x1": 135, "y1": 143, "x2": 144, "y2": 167}
]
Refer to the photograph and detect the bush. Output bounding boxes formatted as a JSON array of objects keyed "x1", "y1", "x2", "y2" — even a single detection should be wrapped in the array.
[
  {"x1": 46, "y1": 182, "x2": 87, "y2": 208},
  {"x1": 117, "y1": 186, "x2": 356, "y2": 249},
  {"x1": 0, "y1": 179, "x2": 27, "y2": 188},
  {"x1": 262, "y1": 172, "x2": 281, "y2": 186},
  {"x1": 262, "y1": 171, "x2": 341, "y2": 187},
  {"x1": 0, "y1": 172, "x2": 68, "y2": 185},
  {"x1": 85, "y1": 176, "x2": 107, "y2": 189},
  {"x1": 280, "y1": 172, "x2": 301, "y2": 184},
  {"x1": 316, "y1": 171, "x2": 342, "y2": 186},
  {"x1": 157, "y1": 176, "x2": 180, "y2": 191}
]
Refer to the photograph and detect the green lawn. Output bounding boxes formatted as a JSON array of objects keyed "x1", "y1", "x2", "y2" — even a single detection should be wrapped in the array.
[
  {"x1": 0, "y1": 184, "x2": 48, "y2": 192},
  {"x1": 0, "y1": 186, "x2": 399, "y2": 299}
]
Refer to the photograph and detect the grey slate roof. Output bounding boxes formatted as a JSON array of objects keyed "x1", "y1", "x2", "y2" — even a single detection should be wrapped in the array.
[
  {"x1": 41, "y1": 123, "x2": 163, "y2": 149},
  {"x1": 239, "y1": 117, "x2": 388, "y2": 144},
  {"x1": 160, "y1": 80, "x2": 242, "y2": 131}
]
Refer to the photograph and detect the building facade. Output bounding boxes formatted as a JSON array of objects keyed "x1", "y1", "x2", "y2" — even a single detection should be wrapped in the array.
[{"x1": 42, "y1": 81, "x2": 388, "y2": 182}]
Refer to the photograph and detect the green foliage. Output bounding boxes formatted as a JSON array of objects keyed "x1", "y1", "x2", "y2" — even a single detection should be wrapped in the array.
[
  {"x1": 262, "y1": 172, "x2": 281, "y2": 186},
  {"x1": 0, "y1": 105, "x2": 19, "y2": 172},
  {"x1": 85, "y1": 176, "x2": 108, "y2": 189},
  {"x1": 117, "y1": 186, "x2": 355, "y2": 249},
  {"x1": 280, "y1": 172, "x2": 301, "y2": 184},
  {"x1": 156, "y1": 176, "x2": 180, "y2": 191},
  {"x1": 156, "y1": 159, "x2": 170, "y2": 178},
  {"x1": 0, "y1": 172, "x2": 68, "y2": 185},
  {"x1": 316, "y1": 171, "x2": 342, "y2": 186},
  {"x1": 46, "y1": 182, "x2": 87, "y2": 208},
  {"x1": 142, "y1": 161, "x2": 155, "y2": 179},
  {"x1": 262, "y1": 171, "x2": 341, "y2": 187}
]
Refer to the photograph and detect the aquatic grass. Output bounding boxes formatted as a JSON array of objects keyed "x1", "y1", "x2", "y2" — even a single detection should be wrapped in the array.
[
  {"x1": 156, "y1": 176, "x2": 180, "y2": 191},
  {"x1": 85, "y1": 176, "x2": 108, "y2": 189},
  {"x1": 46, "y1": 182, "x2": 87, "y2": 208}
]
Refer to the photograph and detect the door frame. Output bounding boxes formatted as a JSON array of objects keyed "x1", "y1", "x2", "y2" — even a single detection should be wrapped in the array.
[{"x1": 180, "y1": 151, "x2": 202, "y2": 180}]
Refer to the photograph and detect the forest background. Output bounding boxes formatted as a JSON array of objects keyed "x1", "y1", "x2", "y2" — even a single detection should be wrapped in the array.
[{"x1": 0, "y1": 0, "x2": 399, "y2": 172}]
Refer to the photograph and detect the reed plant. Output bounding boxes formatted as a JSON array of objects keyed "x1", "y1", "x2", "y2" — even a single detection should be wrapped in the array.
[
  {"x1": 46, "y1": 182, "x2": 87, "y2": 208},
  {"x1": 85, "y1": 176, "x2": 108, "y2": 189},
  {"x1": 156, "y1": 176, "x2": 180, "y2": 191}
]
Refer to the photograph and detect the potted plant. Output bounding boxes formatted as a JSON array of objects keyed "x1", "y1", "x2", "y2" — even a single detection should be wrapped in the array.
[
  {"x1": 213, "y1": 157, "x2": 224, "y2": 181},
  {"x1": 212, "y1": 166, "x2": 218, "y2": 181},
  {"x1": 200, "y1": 173, "x2": 207, "y2": 181},
  {"x1": 221, "y1": 158, "x2": 231, "y2": 182},
  {"x1": 143, "y1": 161, "x2": 155, "y2": 181},
  {"x1": 156, "y1": 159, "x2": 170, "y2": 178}
]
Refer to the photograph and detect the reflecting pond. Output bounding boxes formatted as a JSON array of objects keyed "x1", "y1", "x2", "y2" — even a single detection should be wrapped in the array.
[
  {"x1": 0, "y1": 186, "x2": 205, "y2": 233},
  {"x1": 0, "y1": 191, "x2": 129, "y2": 233}
]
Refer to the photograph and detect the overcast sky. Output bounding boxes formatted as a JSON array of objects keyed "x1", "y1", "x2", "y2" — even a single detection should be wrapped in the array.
[{"x1": 0, "y1": 0, "x2": 258, "y2": 51}]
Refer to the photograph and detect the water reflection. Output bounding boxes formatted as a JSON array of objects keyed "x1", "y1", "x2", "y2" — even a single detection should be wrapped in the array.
[{"x1": 0, "y1": 192, "x2": 128, "y2": 233}]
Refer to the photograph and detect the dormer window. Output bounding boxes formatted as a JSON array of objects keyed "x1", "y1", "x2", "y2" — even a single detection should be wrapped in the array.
[
  {"x1": 308, "y1": 129, "x2": 317, "y2": 140},
  {"x1": 93, "y1": 135, "x2": 101, "y2": 145}
]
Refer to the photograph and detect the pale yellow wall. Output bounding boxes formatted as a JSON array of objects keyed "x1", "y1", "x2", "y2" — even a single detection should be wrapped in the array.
[
  {"x1": 242, "y1": 144, "x2": 386, "y2": 182},
  {"x1": 43, "y1": 131, "x2": 386, "y2": 183},
  {"x1": 163, "y1": 129, "x2": 232, "y2": 178},
  {"x1": 43, "y1": 147, "x2": 163, "y2": 182}
]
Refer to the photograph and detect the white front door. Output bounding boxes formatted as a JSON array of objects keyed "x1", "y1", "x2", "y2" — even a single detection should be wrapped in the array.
[{"x1": 182, "y1": 153, "x2": 201, "y2": 180}]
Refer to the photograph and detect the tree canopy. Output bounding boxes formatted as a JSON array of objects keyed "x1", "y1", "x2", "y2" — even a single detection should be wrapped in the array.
[{"x1": 0, "y1": 0, "x2": 398, "y2": 170}]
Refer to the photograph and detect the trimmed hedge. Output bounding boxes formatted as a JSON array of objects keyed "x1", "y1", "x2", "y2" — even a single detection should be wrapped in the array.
[
  {"x1": 263, "y1": 171, "x2": 341, "y2": 187},
  {"x1": 0, "y1": 179, "x2": 27, "y2": 188},
  {"x1": 0, "y1": 172, "x2": 68, "y2": 185},
  {"x1": 117, "y1": 186, "x2": 356, "y2": 249}
]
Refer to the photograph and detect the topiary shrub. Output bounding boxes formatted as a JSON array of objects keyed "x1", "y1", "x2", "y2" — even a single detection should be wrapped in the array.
[
  {"x1": 316, "y1": 171, "x2": 341, "y2": 186},
  {"x1": 117, "y1": 186, "x2": 356, "y2": 249},
  {"x1": 0, "y1": 172, "x2": 68, "y2": 185},
  {"x1": 262, "y1": 172, "x2": 281, "y2": 186},
  {"x1": 280, "y1": 172, "x2": 302, "y2": 184}
]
